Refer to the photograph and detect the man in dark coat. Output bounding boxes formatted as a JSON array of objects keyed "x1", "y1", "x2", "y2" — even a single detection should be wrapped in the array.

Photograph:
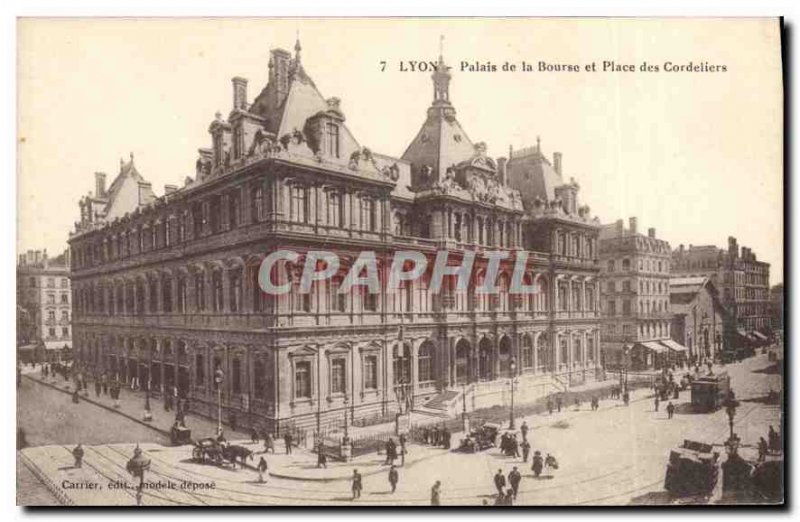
[
  {"x1": 385, "y1": 438, "x2": 397, "y2": 465},
  {"x1": 556, "y1": 396, "x2": 562, "y2": 412},
  {"x1": 520, "y1": 421, "x2": 529, "y2": 442},
  {"x1": 666, "y1": 402, "x2": 675, "y2": 419},
  {"x1": 388, "y1": 465, "x2": 399, "y2": 493},
  {"x1": 532, "y1": 450, "x2": 544, "y2": 477},
  {"x1": 351, "y1": 469, "x2": 363, "y2": 500},
  {"x1": 441, "y1": 428, "x2": 451, "y2": 449},
  {"x1": 257, "y1": 456, "x2": 268, "y2": 483},
  {"x1": 72, "y1": 444, "x2": 84, "y2": 468},
  {"x1": 493, "y1": 468, "x2": 506, "y2": 496},
  {"x1": 547, "y1": 399, "x2": 553, "y2": 415},
  {"x1": 284, "y1": 432, "x2": 293, "y2": 454},
  {"x1": 521, "y1": 439, "x2": 531, "y2": 463},
  {"x1": 399, "y1": 434, "x2": 407, "y2": 465},
  {"x1": 508, "y1": 466, "x2": 522, "y2": 498},
  {"x1": 317, "y1": 443, "x2": 328, "y2": 468}
]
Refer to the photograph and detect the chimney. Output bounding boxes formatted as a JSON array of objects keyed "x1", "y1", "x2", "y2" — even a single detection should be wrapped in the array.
[
  {"x1": 269, "y1": 48, "x2": 292, "y2": 107},
  {"x1": 164, "y1": 184, "x2": 178, "y2": 195},
  {"x1": 648, "y1": 227, "x2": 656, "y2": 238},
  {"x1": 629, "y1": 217, "x2": 637, "y2": 234},
  {"x1": 615, "y1": 219, "x2": 624, "y2": 234},
  {"x1": 553, "y1": 152, "x2": 562, "y2": 175},
  {"x1": 232, "y1": 77, "x2": 248, "y2": 111},
  {"x1": 728, "y1": 236, "x2": 738, "y2": 258},
  {"x1": 497, "y1": 157, "x2": 507, "y2": 184},
  {"x1": 95, "y1": 172, "x2": 107, "y2": 198},
  {"x1": 138, "y1": 181, "x2": 153, "y2": 205}
]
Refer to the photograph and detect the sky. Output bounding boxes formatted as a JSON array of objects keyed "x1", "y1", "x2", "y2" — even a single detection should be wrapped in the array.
[{"x1": 17, "y1": 18, "x2": 783, "y2": 283}]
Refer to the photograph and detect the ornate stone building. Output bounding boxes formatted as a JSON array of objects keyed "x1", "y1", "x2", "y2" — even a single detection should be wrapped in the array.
[
  {"x1": 598, "y1": 218, "x2": 677, "y2": 370},
  {"x1": 69, "y1": 40, "x2": 601, "y2": 433},
  {"x1": 672, "y1": 237, "x2": 772, "y2": 349}
]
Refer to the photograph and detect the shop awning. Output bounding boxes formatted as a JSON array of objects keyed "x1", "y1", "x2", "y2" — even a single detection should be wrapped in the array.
[
  {"x1": 44, "y1": 341, "x2": 71, "y2": 350},
  {"x1": 751, "y1": 331, "x2": 768, "y2": 341},
  {"x1": 659, "y1": 339, "x2": 689, "y2": 353},
  {"x1": 638, "y1": 341, "x2": 668, "y2": 354}
]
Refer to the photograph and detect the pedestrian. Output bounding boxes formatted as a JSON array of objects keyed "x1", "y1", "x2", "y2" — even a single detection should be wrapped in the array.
[
  {"x1": 545, "y1": 453, "x2": 559, "y2": 476},
  {"x1": 623, "y1": 390, "x2": 630, "y2": 406},
  {"x1": 351, "y1": 469, "x2": 363, "y2": 500},
  {"x1": 388, "y1": 464, "x2": 399, "y2": 493},
  {"x1": 72, "y1": 443, "x2": 84, "y2": 468},
  {"x1": 442, "y1": 427, "x2": 451, "y2": 449},
  {"x1": 521, "y1": 439, "x2": 531, "y2": 463},
  {"x1": 399, "y1": 434, "x2": 407, "y2": 466},
  {"x1": 547, "y1": 399, "x2": 553, "y2": 415},
  {"x1": 556, "y1": 396, "x2": 562, "y2": 412},
  {"x1": 229, "y1": 411, "x2": 238, "y2": 433},
  {"x1": 654, "y1": 395, "x2": 660, "y2": 412},
  {"x1": 94, "y1": 380, "x2": 101, "y2": 397},
  {"x1": 251, "y1": 427, "x2": 260, "y2": 445},
  {"x1": 493, "y1": 468, "x2": 506, "y2": 495},
  {"x1": 508, "y1": 466, "x2": 521, "y2": 498},
  {"x1": 758, "y1": 437, "x2": 768, "y2": 462},
  {"x1": 264, "y1": 432, "x2": 275, "y2": 454},
  {"x1": 520, "y1": 421, "x2": 529, "y2": 442},
  {"x1": 385, "y1": 438, "x2": 397, "y2": 465},
  {"x1": 284, "y1": 432, "x2": 293, "y2": 454},
  {"x1": 257, "y1": 456, "x2": 268, "y2": 483},
  {"x1": 532, "y1": 450, "x2": 544, "y2": 478},
  {"x1": 317, "y1": 443, "x2": 328, "y2": 468},
  {"x1": 432, "y1": 426, "x2": 440, "y2": 446},
  {"x1": 430, "y1": 480, "x2": 441, "y2": 506},
  {"x1": 666, "y1": 402, "x2": 675, "y2": 419}
]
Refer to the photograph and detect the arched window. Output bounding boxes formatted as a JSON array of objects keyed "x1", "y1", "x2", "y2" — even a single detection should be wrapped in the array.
[
  {"x1": 418, "y1": 342, "x2": 433, "y2": 384},
  {"x1": 522, "y1": 335, "x2": 533, "y2": 369},
  {"x1": 537, "y1": 334, "x2": 549, "y2": 371}
]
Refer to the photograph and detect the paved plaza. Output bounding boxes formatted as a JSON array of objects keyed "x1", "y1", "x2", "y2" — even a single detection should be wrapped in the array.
[{"x1": 18, "y1": 350, "x2": 782, "y2": 506}]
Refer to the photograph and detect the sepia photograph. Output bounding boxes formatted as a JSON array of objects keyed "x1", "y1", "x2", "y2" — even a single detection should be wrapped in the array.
[{"x1": 14, "y1": 17, "x2": 784, "y2": 507}]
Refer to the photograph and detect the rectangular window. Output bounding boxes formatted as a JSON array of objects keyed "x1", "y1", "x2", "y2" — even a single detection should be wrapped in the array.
[
  {"x1": 48, "y1": 328, "x2": 56, "y2": 337},
  {"x1": 212, "y1": 271, "x2": 223, "y2": 312},
  {"x1": 328, "y1": 191, "x2": 342, "y2": 227},
  {"x1": 61, "y1": 327, "x2": 69, "y2": 337},
  {"x1": 228, "y1": 190, "x2": 241, "y2": 229},
  {"x1": 229, "y1": 270, "x2": 242, "y2": 312},
  {"x1": 364, "y1": 355, "x2": 378, "y2": 390},
  {"x1": 326, "y1": 123, "x2": 340, "y2": 158},
  {"x1": 291, "y1": 186, "x2": 308, "y2": 223},
  {"x1": 196, "y1": 354, "x2": 205, "y2": 385},
  {"x1": 195, "y1": 273, "x2": 206, "y2": 311},
  {"x1": 330, "y1": 358, "x2": 346, "y2": 394},
  {"x1": 295, "y1": 361, "x2": 312, "y2": 399},
  {"x1": 330, "y1": 277, "x2": 346, "y2": 312},
  {"x1": 177, "y1": 277, "x2": 186, "y2": 313}
]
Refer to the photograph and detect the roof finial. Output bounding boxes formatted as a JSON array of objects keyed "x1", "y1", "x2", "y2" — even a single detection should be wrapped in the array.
[
  {"x1": 536, "y1": 136, "x2": 541, "y2": 152},
  {"x1": 294, "y1": 30, "x2": 302, "y2": 65},
  {"x1": 129, "y1": 151, "x2": 134, "y2": 163}
]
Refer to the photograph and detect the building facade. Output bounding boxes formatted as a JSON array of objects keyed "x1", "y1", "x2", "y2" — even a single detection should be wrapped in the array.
[
  {"x1": 17, "y1": 249, "x2": 72, "y2": 362},
  {"x1": 69, "y1": 40, "x2": 602, "y2": 433},
  {"x1": 671, "y1": 237, "x2": 771, "y2": 349},
  {"x1": 670, "y1": 276, "x2": 727, "y2": 361},
  {"x1": 599, "y1": 218, "x2": 676, "y2": 370}
]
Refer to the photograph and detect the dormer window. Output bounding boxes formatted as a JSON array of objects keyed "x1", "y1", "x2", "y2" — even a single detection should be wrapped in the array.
[{"x1": 325, "y1": 122, "x2": 340, "y2": 158}]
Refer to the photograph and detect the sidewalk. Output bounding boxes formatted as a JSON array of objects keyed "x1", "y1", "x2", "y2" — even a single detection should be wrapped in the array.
[{"x1": 22, "y1": 372, "x2": 251, "y2": 442}]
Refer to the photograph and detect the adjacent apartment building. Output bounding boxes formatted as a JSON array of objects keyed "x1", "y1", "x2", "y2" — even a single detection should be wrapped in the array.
[
  {"x1": 17, "y1": 249, "x2": 72, "y2": 362},
  {"x1": 68, "y1": 40, "x2": 602, "y2": 433},
  {"x1": 671, "y1": 237, "x2": 771, "y2": 349},
  {"x1": 599, "y1": 218, "x2": 683, "y2": 370}
]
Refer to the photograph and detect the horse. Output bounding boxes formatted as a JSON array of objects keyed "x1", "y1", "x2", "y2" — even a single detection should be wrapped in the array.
[{"x1": 222, "y1": 445, "x2": 254, "y2": 469}]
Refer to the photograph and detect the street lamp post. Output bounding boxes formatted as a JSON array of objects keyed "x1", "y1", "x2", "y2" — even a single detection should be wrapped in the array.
[
  {"x1": 343, "y1": 393, "x2": 350, "y2": 440},
  {"x1": 126, "y1": 445, "x2": 151, "y2": 506},
  {"x1": 509, "y1": 358, "x2": 517, "y2": 430},
  {"x1": 214, "y1": 367, "x2": 224, "y2": 436}
]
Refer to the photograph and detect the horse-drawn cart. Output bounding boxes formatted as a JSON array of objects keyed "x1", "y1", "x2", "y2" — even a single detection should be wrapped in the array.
[
  {"x1": 191, "y1": 437, "x2": 254, "y2": 468},
  {"x1": 457, "y1": 423, "x2": 500, "y2": 453}
]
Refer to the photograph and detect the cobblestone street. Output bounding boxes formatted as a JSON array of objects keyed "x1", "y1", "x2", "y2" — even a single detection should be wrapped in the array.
[{"x1": 17, "y1": 350, "x2": 782, "y2": 506}]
